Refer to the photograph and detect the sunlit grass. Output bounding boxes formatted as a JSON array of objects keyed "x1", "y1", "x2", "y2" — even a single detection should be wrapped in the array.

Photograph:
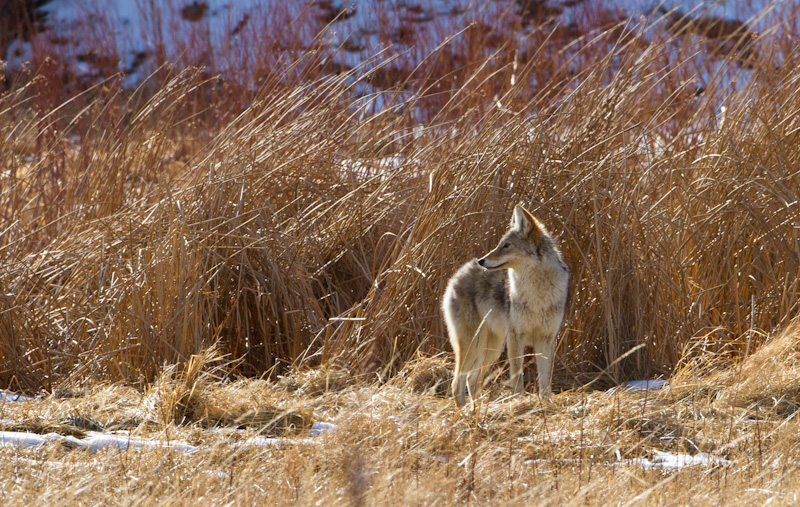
[{"x1": 1, "y1": 2, "x2": 799, "y2": 504}]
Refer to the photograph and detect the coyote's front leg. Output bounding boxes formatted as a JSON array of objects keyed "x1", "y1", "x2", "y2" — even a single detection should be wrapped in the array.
[
  {"x1": 534, "y1": 334, "x2": 556, "y2": 400},
  {"x1": 507, "y1": 333, "x2": 525, "y2": 396}
]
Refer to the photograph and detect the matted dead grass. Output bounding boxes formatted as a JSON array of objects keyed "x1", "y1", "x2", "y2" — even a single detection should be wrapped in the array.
[{"x1": 1, "y1": 329, "x2": 800, "y2": 505}]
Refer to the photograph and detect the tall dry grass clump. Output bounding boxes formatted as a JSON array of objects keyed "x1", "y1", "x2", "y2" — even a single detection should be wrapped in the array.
[{"x1": 1, "y1": 5, "x2": 799, "y2": 392}]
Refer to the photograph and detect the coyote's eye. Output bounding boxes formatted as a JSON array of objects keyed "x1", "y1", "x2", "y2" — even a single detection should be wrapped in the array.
[{"x1": 502, "y1": 243, "x2": 510, "y2": 249}]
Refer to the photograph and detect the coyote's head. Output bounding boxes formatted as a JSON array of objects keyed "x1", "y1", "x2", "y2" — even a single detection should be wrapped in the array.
[{"x1": 478, "y1": 205, "x2": 555, "y2": 270}]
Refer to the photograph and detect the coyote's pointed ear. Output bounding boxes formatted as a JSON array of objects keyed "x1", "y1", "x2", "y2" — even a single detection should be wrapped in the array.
[{"x1": 512, "y1": 205, "x2": 544, "y2": 243}]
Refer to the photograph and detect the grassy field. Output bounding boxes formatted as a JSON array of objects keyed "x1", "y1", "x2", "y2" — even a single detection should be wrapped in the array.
[
  {"x1": 2, "y1": 334, "x2": 800, "y2": 505},
  {"x1": 2, "y1": 1, "x2": 800, "y2": 504}
]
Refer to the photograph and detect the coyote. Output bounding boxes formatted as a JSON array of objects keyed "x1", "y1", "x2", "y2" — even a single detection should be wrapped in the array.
[{"x1": 442, "y1": 205, "x2": 570, "y2": 407}]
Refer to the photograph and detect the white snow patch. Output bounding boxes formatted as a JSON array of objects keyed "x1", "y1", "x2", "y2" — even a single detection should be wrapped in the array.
[
  {"x1": 83, "y1": 432, "x2": 199, "y2": 453},
  {"x1": 0, "y1": 419, "x2": 335, "y2": 454},
  {"x1": 522, "y1": 452, "x2": 730, "y2": 471},
  {"x1": 309, "y1": 421, "x2": 336, "y2": 436},
  {"x1": 518, "y1": 430, "x2": 584, "y2": 444},
  {"x1": 608, "y1": 379, "x2": 669, "y2": 393},
  {"x1": 0, "y1": 390, "x2": 34, "y2": 402},
  {"x1": 622, "y1": 379, "x2": 669, "y2": 391},
  {"x1": 235, "y1": 421, "x2": 336, "y2": 447},
  {"x1": 0, "y1": 429, "x2": 198, "y2": 453},
  {"x1": 624, "y1": 450, "x2": 731, "y2": 470},
  {"x1": 239, "y1": 436, "x2": 319, "y2": 449},
  {"x1": 0, "y1": 430, "x2": 86, "y2": 450},
  {"x1": 523, "y1": 458, "x2": 582, "y2": 466}
]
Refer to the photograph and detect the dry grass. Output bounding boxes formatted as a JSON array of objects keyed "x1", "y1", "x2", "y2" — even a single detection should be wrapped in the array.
[
  {"x1": 5, "y1": 12, "x2": 797, "y2": 386},
  {"x1": 1, "y1": 332, "x2": 800, "y2": 505},
  {"x1": 1, "y1": 1, "x2": 800, "y2": 503}
]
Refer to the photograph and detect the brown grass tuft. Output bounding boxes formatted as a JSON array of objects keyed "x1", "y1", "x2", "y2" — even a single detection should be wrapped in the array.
[
  {"x1": 140, "y1": 347, "x2": 312, "y2": 434},
  {"x1": 394, "y1": 353, "x2": 453, "y2": 396},
  {"x1": 712, "y1": 320, "x2": 800, "y2": 415}
]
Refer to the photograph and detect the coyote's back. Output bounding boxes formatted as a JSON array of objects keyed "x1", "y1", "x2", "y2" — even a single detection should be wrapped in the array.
[{"x1": 442, "y1": 205, "x2": 569, "y2": 407}]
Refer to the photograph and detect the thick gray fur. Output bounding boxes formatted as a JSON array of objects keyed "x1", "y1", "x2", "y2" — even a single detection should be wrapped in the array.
[{"x1": 443, "y1": 205, "x2": 570, "y2": 407}]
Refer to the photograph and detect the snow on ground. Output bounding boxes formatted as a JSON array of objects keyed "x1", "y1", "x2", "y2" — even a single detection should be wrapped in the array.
[
  {"x1": 624, "y1": 450, "x2": 731, "y2": 470},
  {"x1": 339, "y1": 155, "x2": 406, "y2": 180},
  {"x1": 0, "y1": 430, "x2": 199, "y2": 453},
  {"x1": 1, "y1": 390, "x2": 338, "y2": 452},
  {"x1": 2, "y1": 0, "x2": 773, "y2": 90},
  {"x1": 0, "y1": 0, "x2": 776, "y2": 151},
  {"x1": 0, "y1": 420, "x2": 338, "y2": 454},
  {"x1": 621, "y1": 378, "x2": 669, "y2": 391},
  {"x1": 521, "y1": 451, "x2": 730, "y2": 470},
  {"x1": 308, "y1": 421, "x2": 337, "y2": 436},
  {"x1": 603, "y1": 378, "x2": 670, "y2": 394},
  {"x1": 0, "y1": 389, "x2": 35, "y2": 402},
  {"x1": 0, "y1": 388, "x2": 727, "y2": 472}
]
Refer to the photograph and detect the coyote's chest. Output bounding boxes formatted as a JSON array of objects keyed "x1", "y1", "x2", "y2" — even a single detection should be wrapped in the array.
[{"x1": 507, "y1": 267, "x2": 567, "y2": 331}]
